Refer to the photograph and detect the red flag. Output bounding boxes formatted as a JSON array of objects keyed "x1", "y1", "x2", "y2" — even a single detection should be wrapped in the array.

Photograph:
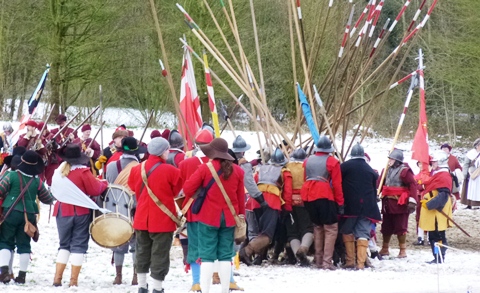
[
  {"x1": 411, "y1": 69, "x2": 429, "y2": 166},
  {"x1": 179, "y1": 47, "x2": 203, "y2": 150}
]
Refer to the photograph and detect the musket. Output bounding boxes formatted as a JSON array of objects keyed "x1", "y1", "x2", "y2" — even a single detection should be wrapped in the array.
[
  {"x1": 46, "y1": 111, "x2": 81, "y2": 150},
  {"x1": 87, "y1": 121, "x2": 105, "y2": 149},
  {"x1": 139, "y1": 109, "x2": 155, "y2": 144},
  {"x1": 59, "y1": 106, "x2": 100, "y2": 148},
  {"x1": 438, "y1": 209, "x2": 471, "y2": 237},
  {"x1": 29, "y1": 104, "x2": 56, "y2": 151}
]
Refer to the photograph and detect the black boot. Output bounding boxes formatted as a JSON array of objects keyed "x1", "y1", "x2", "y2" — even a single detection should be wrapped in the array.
[
  {"x1": 0, "y1": 266, "x2": 11, "y2": 284},
  {"x1": 14, "y1": 271, "x2": 26, "y2": 284},
  {"x1": 370, "y1": 251, "x2": 383, "y2": 260},
  {"x1": 413, "y1": 237, "x2": 425, "y2": 246}
]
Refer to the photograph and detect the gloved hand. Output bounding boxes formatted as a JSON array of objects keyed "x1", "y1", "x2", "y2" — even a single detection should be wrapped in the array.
[
  {"x1": 95, "y1": 155, "x2": 108, "y2": 170},
  {"x1": 408, "y1": 201, "x2": 416, "y2": 214},
  {"x1": 254, "y1": 193, "x2": 269, "y2": 210},
  {"x1": 337, "y1": 204, "x2": 344, "y2": 215},
  {"x1": 420, "y1": 199, "x2": 428, "y2": 209}
]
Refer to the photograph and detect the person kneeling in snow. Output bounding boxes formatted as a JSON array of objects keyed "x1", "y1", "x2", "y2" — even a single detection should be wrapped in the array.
[{"x1": 419, "y1": 151, "x2": 453, "y2": 264}]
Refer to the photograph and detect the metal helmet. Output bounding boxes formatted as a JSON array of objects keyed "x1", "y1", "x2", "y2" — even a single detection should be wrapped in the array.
[
  {"x1": 388, "y1": 149, "x2": 404, "y2": 162},
  {"x1": 231, "y1": 135, "x2": 251, "y2": 153},
  {"x1": 168, "y1": 130, "x2": 184, "y2": 149},
  {"x1": 290, "y1": 148, "x2": 307, "y2": 162},
  {"x1": 194, "y1": 129, "x2": 214, "y2": 145},
  {"x1": 201, "y1": 123, "x2": 215, "y2": 138},
  {"x1": 350, "y1": 143, "x2": 365, "y2": 158},
  {"x1": 314, "y1": 135, "x2": 334, "y2": 153},
  {"x1": 269, "y1": 147, "x2": 287, "y2": 165},
  {"x1": 430, "y1": 150, "x2": 449, "y2": 168},
  {"x1": 2, "y1": 122, "x2": 13, "y2": 133}
]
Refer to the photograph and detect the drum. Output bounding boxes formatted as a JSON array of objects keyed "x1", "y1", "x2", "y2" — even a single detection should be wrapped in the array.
[{"x1": 90, "y1": 184, "x2": 135, "y2": 248}]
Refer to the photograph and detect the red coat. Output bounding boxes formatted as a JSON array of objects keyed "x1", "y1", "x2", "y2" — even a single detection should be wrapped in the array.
[
  {"x1": 107, "y1": 151, "x2": 123, "y2": 165},
  {"x1": 183, "y1": 159, "x2": 246, "y2": 228},
  {"x1": 72, "y1": 137, "x2": 101, "y2": 161},
  {"x1": 53, "y1": 167, "x2": 108, "y2": 217},
  {"x1": 128, "y1": 155, "x2": 183, "y2": 233},
  {"x1": 301, "y1": 153, "x2": 344, "y2": 205},
  {"x1": 250, "y1": 169, "x2": 293, "y2": 211},
  {"x1": 178, "y1": 156, "x2": 210, "y2": 222},
  {"x1": 50, "y1": 127, "x2": 77, "y2": 145},
  {"x1": 17, "y1": 134, "x2": 47, "y2": 157},
  {"x1": 447, "y1": 154, "x2": 462, "y2": 172}
]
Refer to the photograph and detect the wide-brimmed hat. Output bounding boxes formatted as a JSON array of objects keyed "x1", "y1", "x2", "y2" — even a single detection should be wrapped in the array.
[
  {"x1": 59, "y1": 144, "x2": 90, "y2": 165},
  {"x1": 122, "y1": 136, "x2": 147, "y2": 155},
  {"x1": 4, "y1": 146, "x2": 27, "y2": 168},
  {"x1": 17, "y1": 150, "x2": 45, "y2": 175},
  {"x1": 200, "y1": 138, "x2": 234, "y2": 161}
]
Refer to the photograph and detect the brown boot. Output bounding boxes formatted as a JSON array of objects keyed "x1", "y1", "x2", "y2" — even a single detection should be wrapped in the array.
[
  {"x1": 313, "y1": 226, "x2": 324, "y2": 268},
  {"x1": 113, "y1": 265, "x2": 122, "y2": 285},
  {"x1": 397, "y1": 234, "x2": 407, "y2": 258},
  {"x1": 212, "y1": 272, "x2": 220, "y2": 284},
  {"x1": 342, "y1": 234, "x2": 355, "y2": 269},
  {"x1": 295, "y1": 246, "x2": 310, "y2": 266},
  {"x1": 322, "y1": 223, "x2": 338, "y2": 270},
  {"x1": 69, "y1": 265, "x2": 81, "y2": 287},
  {"x1": 239, "y1": 244, "x2": 254, "y2": 266},
  {"x1": 379, "y1": 234, "x2": 391, "y2": 256},
  {"x1": 53, "y1": 263, "x2": 67, "y2": 287},
  {"x1": 131, "y1": 268, "x2": 138, "y2": 285},
  {"x1": 356, "y1": 239, "x2": 368, "y2": 270}
]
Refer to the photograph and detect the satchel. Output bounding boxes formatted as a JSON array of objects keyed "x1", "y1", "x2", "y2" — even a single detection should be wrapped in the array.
[
  {"x1": 24, "y1": 212, "x2": 37, "y2": 238},
  {"x1": 206, "y1": 162, "x2": 246, "y2": 242},
  {"x1": 470, "y1": 167, "x2": 480, "y2": 180},
  {"x1": 191, "y1": 169, "x2": 223, "y2": 214}
]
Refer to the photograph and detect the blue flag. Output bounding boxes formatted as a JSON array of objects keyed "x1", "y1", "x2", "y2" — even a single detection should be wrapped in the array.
[
  {"x1": 27, "y1": 65, "x2": 50, "y2": 115},
  {"x1": 297, "y1": 83, "x2": 319, "y2": 144}
]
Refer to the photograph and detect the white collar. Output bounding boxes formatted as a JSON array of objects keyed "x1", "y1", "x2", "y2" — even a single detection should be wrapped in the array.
[{"x1": 71, "y1": 164, "x2": 88, "y2": 171}]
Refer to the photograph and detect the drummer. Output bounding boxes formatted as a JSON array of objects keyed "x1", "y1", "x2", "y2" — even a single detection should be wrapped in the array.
[
  {"x1": 104, "y1": 137, "x2": 146, "y2": 286},
  {"x1": 51, "y1": 144, "x2": 108, "y2": 287}
]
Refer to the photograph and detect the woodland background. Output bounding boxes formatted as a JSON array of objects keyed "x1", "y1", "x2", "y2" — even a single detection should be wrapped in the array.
[{"x1": 1, "y1": 0, "x2": 479, "y2": 143}]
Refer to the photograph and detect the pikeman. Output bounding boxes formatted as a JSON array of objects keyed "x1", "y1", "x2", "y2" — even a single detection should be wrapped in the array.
[
  {"x1": 240, "y1": 147, "x2": 293, "y2": 266},
  {"x1": 50, "y1": 114, "x2": 77, "y2": 145},
  {"x1": 166, "y1": 130, "x2": 185, "y2": 167},
  {"x1": 72, "y1": 124, "x2": 101, "y2": 174},
  {"x1": 377, "y1": 149, "x2": 418, "y2": 259},
  {"x1": 285, "y1": 148, "x2": 314, "y2": 267}
]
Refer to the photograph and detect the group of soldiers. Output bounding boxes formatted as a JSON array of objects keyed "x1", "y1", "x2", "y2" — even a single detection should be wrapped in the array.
[{"x1": 0, "y1": 114, "x2": 463, "y2": 292}]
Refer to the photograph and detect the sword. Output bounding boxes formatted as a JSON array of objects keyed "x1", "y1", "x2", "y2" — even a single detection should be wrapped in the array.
[{"x1": 438, "y1": 209, "x2": 471, "y2": 237}]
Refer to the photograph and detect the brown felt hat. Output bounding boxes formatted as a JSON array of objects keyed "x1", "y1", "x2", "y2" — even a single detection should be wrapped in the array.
[{"x1": 200, "y1": 138, "x2": 234, "y2": 161}]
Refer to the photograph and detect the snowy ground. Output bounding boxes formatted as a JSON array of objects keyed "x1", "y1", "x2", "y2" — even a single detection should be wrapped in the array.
[{"x1": 1, "y1": 112, "x2": 480, "y2": 293}]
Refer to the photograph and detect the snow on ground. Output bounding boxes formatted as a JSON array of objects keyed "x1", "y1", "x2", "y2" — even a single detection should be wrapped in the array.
[{"x1": 1, "y1": 111, "x2": 480, "y2": 293}]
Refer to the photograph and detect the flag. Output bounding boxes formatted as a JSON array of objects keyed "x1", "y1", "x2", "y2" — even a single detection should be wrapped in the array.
[
  {"x1": 297, "y1": 83, "x2": 319, "y2": 144},
  {"x1": 179, "y1": 45, "x2": 203, "y2": 150},
  {"x1": 203, "y1": 51, "x2": 220, "y2": 138},
  {"x1": 27, "y1": 65, "x2": 50, "y2": 115},
  {"x1": 411, "y1": 69, "x2": 429, "y2": 167}
]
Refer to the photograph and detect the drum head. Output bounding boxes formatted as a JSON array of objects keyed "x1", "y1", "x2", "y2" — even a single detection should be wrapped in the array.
[{"x1": 90, "y1": 214, "x2": 133, "y2": 249}]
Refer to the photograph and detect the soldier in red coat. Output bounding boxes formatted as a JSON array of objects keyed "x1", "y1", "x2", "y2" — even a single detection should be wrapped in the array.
[
  {"x1": 50, "y1": 114, "x2": 77, "y2": 146},
  {"x1": 128, "y1": 137, "x2": 183, "y2": 293}
]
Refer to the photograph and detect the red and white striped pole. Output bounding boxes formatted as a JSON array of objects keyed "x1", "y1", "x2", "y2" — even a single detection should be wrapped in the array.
[
  {"x1": 350, "y1": 0, "x2": 372, "y2": 38},
  {"x1": 389, "y1": 0, "x2": 411, "y2": 32},
  {"x1": 407, "y1": 0, "x2": 427, "y2": 32},
  {"x1": 339, "y1": 5, "x2": 355, "y2": 58},
  {"x1": 369, "y1": 18, "x2": 390, "y2": 58},
  {"x1": 369, "y1": 0, "x2": 385, "y2": 38}
]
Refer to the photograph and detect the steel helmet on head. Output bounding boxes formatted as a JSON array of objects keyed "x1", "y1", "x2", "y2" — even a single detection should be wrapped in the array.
[
  {"x1": 350, "y1": 143, "x2": 365, "y2": 158},
  {"x1": 430, "y1": 150, "x2": 449, "y2": 168},
  {"x1": 290, "y1": 148, "x2": 307, "y2": 162},
  {"x1": 168, "y1": 130, "x2": 184, "y2": 149},
  {"x1": 314, "y1": 135, "x2": 334, "y2": 153},
  {"x1": 269, "y1": 147, "x2": 287, "y2": 165},
  {"x1": 232, "y1": 135, "x2": 251, "y2": 153},
  {"x1": 201, "y1": 123, "x2": 215, "y2": 137},
  {"x1": 388, "y1": 149, "x2": 404, "y2": 162}
]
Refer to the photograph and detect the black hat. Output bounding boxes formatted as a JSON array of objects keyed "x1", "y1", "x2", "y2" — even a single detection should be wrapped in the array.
[
  {"x1": 121, "y1": 137, "x2": 147, "y2": 155},
  {"x1": 17, "y1": 150, "x2": 45, "y2": 176},
  {"x1": 59, "y1": 144, "x2": 90, "y2": 165},
  {"x1": 4, "y1": 146, "x2": 27, "y2": 168}
]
